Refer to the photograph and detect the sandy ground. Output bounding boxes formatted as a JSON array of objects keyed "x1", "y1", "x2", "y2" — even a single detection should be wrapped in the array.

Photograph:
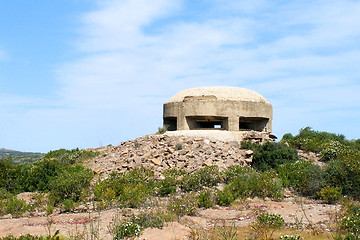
[{"x1": 0, "y1": 197, "x2": 339, "y2": 239}]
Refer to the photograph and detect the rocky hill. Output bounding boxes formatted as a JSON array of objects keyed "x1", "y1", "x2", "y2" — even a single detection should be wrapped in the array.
[
  {"x1": 86, "y1": 133, "x2": 254, "y2": 180},
  {"x1": 0, "y1": 148, "x2": 44, "y2": 164}
]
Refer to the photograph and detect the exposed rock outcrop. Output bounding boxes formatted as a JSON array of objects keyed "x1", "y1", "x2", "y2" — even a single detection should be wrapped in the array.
[{"x1": 86, "y1": 134, "x2": 253, "y2": 179}]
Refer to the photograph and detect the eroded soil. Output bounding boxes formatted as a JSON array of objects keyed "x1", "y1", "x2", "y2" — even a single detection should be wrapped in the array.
[{"x1": 0, "y1": 197, "x2": 340, "y2": 239}]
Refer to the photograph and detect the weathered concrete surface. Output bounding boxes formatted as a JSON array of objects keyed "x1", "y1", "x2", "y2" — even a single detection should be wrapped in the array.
[{"x1": 163, "y1": 87, "x2": 273, "y2": 133}]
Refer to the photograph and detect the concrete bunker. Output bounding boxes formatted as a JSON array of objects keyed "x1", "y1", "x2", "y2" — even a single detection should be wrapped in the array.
[
  {"x1": 186, "y1": 116, "x2": 228, "y2": 130},
  {"x1": 163, "y1": 86, "x2": 272, "y2": 133},
  {"x1": 239, "y1": 117, "x2": 269, "y2": 132}
]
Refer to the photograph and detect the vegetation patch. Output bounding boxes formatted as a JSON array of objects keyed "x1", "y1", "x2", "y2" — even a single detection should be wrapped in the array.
[{"x1": 1, "y1": 127, "x2": 360, "y2": 239}]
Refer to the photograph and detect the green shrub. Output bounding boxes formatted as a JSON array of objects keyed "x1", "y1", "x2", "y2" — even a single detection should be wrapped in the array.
[
  {"x1": 25, "y1": 158, "x2": 63, "y2": 192},
  {"x1": 320, "y1": 141, "x2": 353, "y2": 161},
  {"x1": 113, "y1": 221, "x2": 142, "y2": 240},
  {"x1": 167, "y1": 192, "x2": 198, "y2": 218},
  {"x1": 46, "y1": 205, "x2": 55, "y2": 215},
  {"x1": 242, "y1": 141, "x2": 298, "y2": 171},
  {"x1": 198, "y1": 190, "x2": 215, "y2": 208},
  {"x1": 281, "y1": 127, "x2": 346, "y2": 153},
  {"x1": 0, "y1": 188, "x2": 13, "y2": 200},
  {"x1": 257, "y1": 212, "x2": 284, "y2": 228},
  {"x1": 325, "y1": 152, "x2": 360, "y2": 198},
  {"x1": 251, "y1": 213, "x2": 284, "y2": 240},
  {"x1": 0, "y1": 196, "x2": 28, "y2": 217},
  {"x1": 340, "y1": 202, "x2": 360, "y2": 239},
  {"x1": 223, "y1": 165, "x2": 253, "y2": 183},
  {"x1": 61, "y1": 199, "x2": 76, "y2": 212},
  {"x1": 117, "y1": 183, "x2": 153, "y2": 208},
  {"x1": 278, "y1": 160, "x2": 325, "y2": 197},
  {"x1": 44, "y1": 148, "x2": 99, "y2": 165},
  {"x1": 227, "y1": 169, "x2": 283, "y2": 200},
  {"x1": 157, "y1": 169, "x2": 185, "y2": 196},
  {"x1": 116, "y1": 168, "x2": 156, "y2": 207},
  {"x1": 130, "y1": 210, "x2": 167, "y2": 229},
  {"x1": 281, "y1": 133, "x2": 294, "y2": 142},
  {"x1": 0, "y1": 232, "x2": 64, "y2": 240},
  {"x1": 19, "y1": 148, "x2": 98, "y2": 193},
  {"x1": 216, "y1": 187, "x2": 235, "y2": 206},
  {"x1": 48, "y1": 165, "x2": 93, "y2": 203},
  {"x1": 318, "y1": 186, "x2": 342, "y2": 203},
  {"x1": 157, "y1": 178, "x2": 177, "y2": 196},
  {"x1": 181, "y1": 165, "x2": 222, "y2": 192},
  {"x1": 350, "y1": 139, "x2": 360, "y2": 151},
  {"x1": 94, "y1": 168, "x2": 156, "y2": 208},
  {"x1": 27, "y1": 192, "x2": 48, "y2": 213},
  {"x1": 0, "y1": 159, "x2": 28, "y2": 193},
  {"x1": 157, "y1": 125, "x2": 168, "y2": 134},
  {"x1": 163, "y1": 168, "x2": 187, "y2": 178}
]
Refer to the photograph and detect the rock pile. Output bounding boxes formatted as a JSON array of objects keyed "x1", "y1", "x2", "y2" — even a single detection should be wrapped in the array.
[
  {"x1": 297, "y1": 150, "x2": 323, "y2": 166},
  {"x1": 86, "y1": 134, "x2": 253, "y2": 179}
]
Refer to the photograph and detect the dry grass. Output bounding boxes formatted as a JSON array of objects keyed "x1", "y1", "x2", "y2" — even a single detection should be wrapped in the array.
[{"x1": 189, "y1": 222, "x2": 334, "y2": 240}]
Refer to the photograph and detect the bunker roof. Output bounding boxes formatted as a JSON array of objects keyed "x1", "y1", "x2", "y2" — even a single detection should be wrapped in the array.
[{"x1": 165, "y1": 86, "x2": 270, "y2": 104}]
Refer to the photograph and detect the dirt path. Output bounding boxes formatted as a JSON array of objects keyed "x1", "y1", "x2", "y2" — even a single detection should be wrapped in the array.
[{"x1": 0, "y1": 198, "x2": 339, "y2": 239}]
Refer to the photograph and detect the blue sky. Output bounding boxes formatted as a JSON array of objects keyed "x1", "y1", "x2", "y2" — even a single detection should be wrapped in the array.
[{"x1": 1, "y1": 0, "x2": 359, "y2": 152}]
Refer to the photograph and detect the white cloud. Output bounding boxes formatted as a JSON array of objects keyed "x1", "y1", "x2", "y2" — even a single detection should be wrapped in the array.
[
  {"x1": 2, "y1": 0, "x2": 359, "y2": 152},
  {"x1": 208, "y1": 0, "x2": 270, "y2": 14},
  {"x1": 51, "y1": 0, "x2": 360, "y2": 149},
  {"x1": 78, "y1": 0, "x2": 180, "y2": 52}
]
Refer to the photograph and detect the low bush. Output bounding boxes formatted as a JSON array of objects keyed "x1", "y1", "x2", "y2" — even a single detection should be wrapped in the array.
[
  {"x1": 48, "y1": 165, "x2": 93, "y2": 204},
  {"x1": 0, "y1": 196, "x2": 28, "y2": 217},
  {"x1": 44, "y1": 148, "x2": 99, "y2": 165},
  {"x1": 251, "y1": 213, "x2": 285, "y2": 240},
  {"x1": 318, "y1": 186, "x2": 342, "y2": 203},
  {"x1": 167, "y1": 192, "x2": 198, "y2": 218},
  {"x1": 242, "y1": 141, "x2": 298, "y2": 171},
  {"x1": 94, "y1": 168, "x2": 156, "y2": 208},
  {"x1": 340, "y1": 202, "x2": 360, "y2": 239},
  {"x1": 27, "y1": 192, "x2": 48, "y2": 213},
  {"x1": 278, "y1": 160, "x2": 325, "y2": 197},
  {"x1": 113, "y1": 221, "x2": 142, "y2": 240},
  {"x1": 281, "y1": 127, "x2": 346, "y2": 153},
  {"x1": 227, "y1": 168, "x2": 283, "y2": 200},
  {"x1": 0, "y1": 188, "x2": 13, "y2": 200},
  {"x1": 130, "y1": 210, "x2": 169, "y2": 229},
  {"x1": 117, "y1": 183, "x2": 153, "y2": 208},
  {"x1": 181, "y1": 165, "x2": 222, "y2": 192},
  {"x1": 223, "y1": 165, "x2": 253, "y2": 183},
  {"x1": 325, "y1": 152, "x2": 360, "y2": 199},
  {"x1": 61, "y1": 199, "x2": 76, "y2": 212},
  {"x1": 0, "y1": 232, "x2": 64, "y2": 240},
  {"x1": 157, "y1": 126, "x2": 168, "y2": 134},
  {"x1": 320, "y1": 141, "x2": 352, "y2": 162},
  {"x1": 0, "y1": 148, "x2": 99, "y2": 195},
  {"x1": 198, "y1": 190, "x2": 216, "y2": 208},
  {"x1": 157, "y1": 169, "x2": 185, "y2": 196},
  {"x1": 216, "y1": 187, "x2": 235, "y2": 206},
  {"x1": 110, "y1": 210, "x2": 175, "y2": 238},
  {"x1": 350, "y1": 139, "x2": 360, "y2": 151}
]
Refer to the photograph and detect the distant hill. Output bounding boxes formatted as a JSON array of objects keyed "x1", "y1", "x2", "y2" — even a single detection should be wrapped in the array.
[{"x1": 0, "y1": 148, "x2": 44, "y2": 164}]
